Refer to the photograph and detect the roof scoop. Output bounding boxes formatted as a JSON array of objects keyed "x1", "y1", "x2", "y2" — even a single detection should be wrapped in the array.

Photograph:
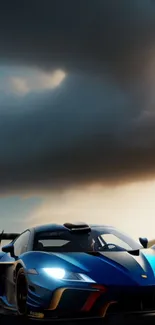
[{"x1": 63, "y1": 222, "x2": 91, "y2": 233}]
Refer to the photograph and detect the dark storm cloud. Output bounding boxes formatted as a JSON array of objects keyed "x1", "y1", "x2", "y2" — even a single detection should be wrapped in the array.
[
  {"x1": 0, "y1": 0, "x2": 155, "y2": 191},
  {"x1": 0, "y1": 0, "x2": 155, "y2": 80}
]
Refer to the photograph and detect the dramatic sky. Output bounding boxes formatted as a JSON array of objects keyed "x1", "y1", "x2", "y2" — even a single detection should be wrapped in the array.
[{"x1": 1, "y1": 0, "x2": 155, "y2": 240}]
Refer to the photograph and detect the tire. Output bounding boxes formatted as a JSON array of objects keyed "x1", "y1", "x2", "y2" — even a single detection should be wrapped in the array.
[{"x1": 15, "y1": 267, "x2": 28, "y2": 316}]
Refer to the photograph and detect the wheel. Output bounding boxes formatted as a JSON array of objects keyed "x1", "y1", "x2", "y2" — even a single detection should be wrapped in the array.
[{"x1": 15, "y1": 267, "x2": 28, "y2": 316}]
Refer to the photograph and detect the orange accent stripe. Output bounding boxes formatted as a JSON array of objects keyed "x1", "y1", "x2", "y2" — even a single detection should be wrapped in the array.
[
  {"x1": 81, "y1": 291, "x2": 101, "y2": 312},
  {"x1": 99, "y1": 301, "x2": 117, "y2": 317},
  {"x1": 48, "y1": 288, "x2": 68, "y2": 310},
  {"x1": 48, "y1": 287, "x2": 110, "y2": 313}
]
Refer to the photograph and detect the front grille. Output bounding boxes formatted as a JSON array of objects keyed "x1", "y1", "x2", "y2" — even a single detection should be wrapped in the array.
[{"x1": 57, "y1": 289, "x2": 90, "y2": 311}]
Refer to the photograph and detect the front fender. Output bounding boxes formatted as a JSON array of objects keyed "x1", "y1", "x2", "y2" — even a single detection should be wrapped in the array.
[
  {"x1": 17, "y1": 251, "x2": 86, "y2": 273},
  {"x1": 15, "y1": 251, "x2": 91, "y2": 292}
]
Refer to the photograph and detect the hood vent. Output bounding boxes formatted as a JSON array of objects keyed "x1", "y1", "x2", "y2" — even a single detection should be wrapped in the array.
[{"x1": 127, "y1": 249, "x2": 140, "y2": 256}]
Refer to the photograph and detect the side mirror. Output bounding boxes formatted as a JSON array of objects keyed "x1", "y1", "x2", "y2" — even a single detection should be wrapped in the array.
[
  {"x1": 139, "y1": 237, "x2": 148, "y2": 249},
  {"x1": 2, "y1": 243, "x2": 15, "y2": 257}
]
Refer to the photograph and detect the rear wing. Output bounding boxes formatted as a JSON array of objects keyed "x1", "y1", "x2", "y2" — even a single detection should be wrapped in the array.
[{"x1": 0, "y1": 230, "x2": 20, "y2": 245}]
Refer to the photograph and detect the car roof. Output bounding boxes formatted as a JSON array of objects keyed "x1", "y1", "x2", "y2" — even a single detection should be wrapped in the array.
[
  {"x1": 32, "y1": 224, "x2": 67, "y2": 233},
  {"x1": 32, "y1": 223, "x2": 115, "y2": 234}
]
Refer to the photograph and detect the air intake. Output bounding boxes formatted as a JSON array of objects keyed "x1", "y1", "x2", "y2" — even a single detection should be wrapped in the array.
[{"x1": 63, "y1": 222, "x2": 91, "y2": 233}]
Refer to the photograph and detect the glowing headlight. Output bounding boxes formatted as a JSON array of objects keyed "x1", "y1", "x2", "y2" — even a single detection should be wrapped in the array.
[
  {"x1": 43, "y1": 267, "x2": 95, "y2": 283},
  {"x1": 43, "y1": 268, "x2": 66, "y2": 279}
]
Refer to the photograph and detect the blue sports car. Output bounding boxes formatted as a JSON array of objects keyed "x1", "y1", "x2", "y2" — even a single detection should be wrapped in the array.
[{"x1": 0, "y1": 222, "x2": 155, "y2": 323}]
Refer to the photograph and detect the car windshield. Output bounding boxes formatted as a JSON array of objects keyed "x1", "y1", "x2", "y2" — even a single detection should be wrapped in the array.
[{"x1": 33, "y1": 227, "x2": 142, "y2": 253}]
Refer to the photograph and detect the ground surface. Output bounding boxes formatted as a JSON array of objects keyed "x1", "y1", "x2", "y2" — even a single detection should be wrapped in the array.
[{"x1": 1, "y1": 315, "x2": 155, "y2": 325}]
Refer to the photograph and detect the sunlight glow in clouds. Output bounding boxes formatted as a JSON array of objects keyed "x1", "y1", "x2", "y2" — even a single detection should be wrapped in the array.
[
  {"x1": 9, "y1": 69, "x2": 66, "y2": 95},
  {"x1": 9, "y1": 77, "x2": 30, "y2": 95},
  {"x1": 25, "y1": 180, "x2": 155, "y2": 241},
  {"x1": 6, "y1": 68, "x2": 66, "y2": 96}
]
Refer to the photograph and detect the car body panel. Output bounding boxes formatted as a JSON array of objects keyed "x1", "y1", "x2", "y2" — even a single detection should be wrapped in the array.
[
  {"x1": 0, "y1": 223, "x2": 155, "y2": 322},
  {"x1": 17, "y1": 250, "x2": 155, "y2": 286}
]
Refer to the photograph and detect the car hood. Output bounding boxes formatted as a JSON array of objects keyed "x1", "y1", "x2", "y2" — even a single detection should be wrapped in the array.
[
  {"x1": 50, "y1": 249, "x2": 155, "y2": 286},
  {"x1": 22, "y1": 248, "x2": 155, "y2": 286}
]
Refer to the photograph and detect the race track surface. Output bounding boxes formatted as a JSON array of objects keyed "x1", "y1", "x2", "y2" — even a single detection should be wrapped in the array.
[{"x1": 1, "y1": 315, "x2": 155, "y2": 325}]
